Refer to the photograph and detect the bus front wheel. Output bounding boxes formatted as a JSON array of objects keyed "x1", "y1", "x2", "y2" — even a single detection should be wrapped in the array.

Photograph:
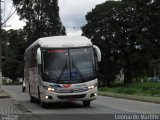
[
  {"x1": 40, "y1": 100, "x2": 46, "y2": 108},
  {"x1": 83, "y1": 101, "x2": 90, "y2": 107},
  {"x1": 38, "y1": 87, "x2": 47, "y2": 108},
  {"x1": 30, "y1": 95, "x2": 36, "y2": 103}
]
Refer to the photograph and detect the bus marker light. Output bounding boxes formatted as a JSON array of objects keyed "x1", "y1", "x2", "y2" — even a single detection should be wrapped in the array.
[
  {"x1": 46, "y1": 95, "x2": 53, "y2": 99},
  {"x1": 90, "y1": 93, "x2": 97, "y2": 97},
  {"x1": 46, "y1": 96, "x2": 49, "y2": 99}
]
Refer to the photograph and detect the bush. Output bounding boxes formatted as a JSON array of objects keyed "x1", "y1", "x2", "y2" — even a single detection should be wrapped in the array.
[
  {"x1": 141, "y1": 82, "x2": 160, "y2": 96},
  {"x1": 150, "y1": 88, "x2": 159, "y2": 95},
  {"x1": 150, "y1": 85, "x2": 160, "y2": 95},
  {"x1": 99, "y1": 87, "x2": 108, "y2": 92},
  {"x1": 116, "y1": 88, "x2": 125, "y2": 94},
  {"x1": 124, "y1": 88, "x2": 136, "y2": 95},
  {"x1": 116, "y1": 87, "x2": 136, "y2": 95},
  {"x1": 98, "y1": 81, "x2": 160, "y2": 97},
  {"x1": 142, "y1": 85, "x2": 151, "y2": 91}
]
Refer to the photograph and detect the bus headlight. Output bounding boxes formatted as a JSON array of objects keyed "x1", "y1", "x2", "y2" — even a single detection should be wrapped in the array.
[
  {"x1": 88, "y1": 84, "x2": 97, "y2": 90},
  {"x1": 47, "y1": 87, "x2": 55, "y2": 92},
  {"x1": 43, "y1": 85, "x2": 55, "y2": 92}
]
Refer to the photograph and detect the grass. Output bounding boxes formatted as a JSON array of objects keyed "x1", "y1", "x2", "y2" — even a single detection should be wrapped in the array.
[{"x1": 98, "y1": 82, "x2": 160, "y2": 97}]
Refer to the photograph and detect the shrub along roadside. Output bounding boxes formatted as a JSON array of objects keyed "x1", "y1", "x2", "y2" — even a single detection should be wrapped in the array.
[{"x1": 98, "y1": 82, "x2": 160, "y2": 97}]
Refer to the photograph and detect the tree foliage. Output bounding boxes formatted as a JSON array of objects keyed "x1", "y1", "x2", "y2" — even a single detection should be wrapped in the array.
[
  {"x1": 2, "y1": 29, "x2": 27, "y2": 81},
  {"x1": 82, "y1": 0, "x2": 160, "y2": 85},
  {"x1": 13, "y1": 0, "x2": 66, "y2": 45}
]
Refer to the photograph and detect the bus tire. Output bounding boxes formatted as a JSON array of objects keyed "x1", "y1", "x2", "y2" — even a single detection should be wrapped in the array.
[
  {"x1": 83, "y1": 101, "x2": 90, "y2": 107},
  {"x1": 22, "y1": 87, "x2": 25, "y2": 92},
  {"x1": 29, "y1": 85, "x2": 36, "y2": 103},
  {"x1": 40, "y1": 101, "x2": 47, "y2": 108},
  {"x1": 38, "y1": 87, "x2": 46, "y2": 108},
  {"x1": 29, "y1": 85, "x2": 31, "y2": 94},
  {"x1": 30, "y1": 95, "x2": 36, "y2": 103}
]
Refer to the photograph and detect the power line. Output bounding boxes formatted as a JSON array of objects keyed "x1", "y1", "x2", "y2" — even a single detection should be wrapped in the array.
[
  {"x1": 3, "y1": 0, "x2": 5, "y2": 24},
  {"x1": 2, "y1": 0, "x2": 22, "y2": 27},
  {"x1": 1, "y1": 9, "x2": 16, "y2": 27},
  {"x1": 6, "y1": 1, "x2": 14, "y2": 21}
]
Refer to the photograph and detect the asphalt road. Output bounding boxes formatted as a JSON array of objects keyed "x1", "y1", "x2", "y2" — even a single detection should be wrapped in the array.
[{"x1": 2, "y1": 85, "x2": 160, "y2": 120}]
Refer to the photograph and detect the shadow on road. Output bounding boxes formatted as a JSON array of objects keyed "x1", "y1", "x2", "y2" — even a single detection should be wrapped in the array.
[{"x1": 37, "y1": 101, "x2": 90, "y2": 109}]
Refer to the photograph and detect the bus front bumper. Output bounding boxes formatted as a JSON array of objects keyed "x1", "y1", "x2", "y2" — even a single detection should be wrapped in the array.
[{"x1": 40, "y1": 87, "x2": 97, "y2": 103}]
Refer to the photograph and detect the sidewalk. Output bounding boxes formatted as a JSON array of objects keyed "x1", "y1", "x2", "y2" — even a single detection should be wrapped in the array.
[
  {"x1": 0, "y1": 89, "x2": 22, "y2": 115},
  {"x1": 0, "y1": 89, "x2": 10, "y2": 98},
  {"x1": 0, "y1": 90, "x2": 38, "y2": 120},
  {"x1": 0, "y1": 98, "x2": 38, "y2": 120}
]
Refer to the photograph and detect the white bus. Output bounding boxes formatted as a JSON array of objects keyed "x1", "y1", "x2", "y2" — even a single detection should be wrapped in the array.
[{"x1": 24, "y1": 36, "x2": 101, "y2": 107}]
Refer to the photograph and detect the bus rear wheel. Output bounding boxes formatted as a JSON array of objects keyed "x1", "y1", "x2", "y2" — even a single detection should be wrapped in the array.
[
  {"x1": 30, "y1": 95, "x2": 36, "y2": 103},
  {"x1": 83, "y1": 101, "x2": 90, "y2": 107}
]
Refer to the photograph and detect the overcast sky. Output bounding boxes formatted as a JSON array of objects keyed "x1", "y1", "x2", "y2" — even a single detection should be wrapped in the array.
[{"x1": 3, "y1": 0, "x2": 107, "y2": 35}]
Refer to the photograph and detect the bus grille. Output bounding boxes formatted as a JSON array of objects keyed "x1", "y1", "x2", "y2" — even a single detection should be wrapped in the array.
[
  {"x1": 57, "y1": 94, "x2": 86, "y2": 99},
  {"x1": 55, "y1": 88, "x2": 88, "y2": 93}
]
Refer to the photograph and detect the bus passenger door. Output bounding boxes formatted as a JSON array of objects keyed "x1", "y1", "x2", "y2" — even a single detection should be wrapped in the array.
[{"x1": 29, "y1": 67, "x2": 38, "y2": 98}]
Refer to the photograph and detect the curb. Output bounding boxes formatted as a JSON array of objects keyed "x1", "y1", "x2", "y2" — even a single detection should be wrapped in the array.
[
  {"x1": 98, "y1": 92, "x2": 160, "y2": 104},
  {"x1": 0, "y1": 90, "x2": 10, "y2": 98}
]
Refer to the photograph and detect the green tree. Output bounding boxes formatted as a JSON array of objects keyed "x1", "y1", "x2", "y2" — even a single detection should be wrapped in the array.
[
  {"x1": 82, "y1": 0, "x2": 160, "y2": 85},
  {"x1": 13, "y1": 0, "x2": 66, "y2": 45},
  {"x1": 2, "y1": 29, "x2": 27, "y2": 81},
  {"x1": 82, "y1": 1, "x2": 127, "y2": 86}
]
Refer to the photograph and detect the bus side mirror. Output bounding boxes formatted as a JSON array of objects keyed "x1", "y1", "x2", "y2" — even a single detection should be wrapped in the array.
[
  {"x1": 37, "y1": 48, "x2": 41, "y2": 64},
  {"x1": 93, "y1": 45, "x2": 101, "y2": 62}
]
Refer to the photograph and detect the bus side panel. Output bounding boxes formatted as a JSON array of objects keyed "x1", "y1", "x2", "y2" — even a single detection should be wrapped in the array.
[
  {"x1": 24, "y1": 68, "x2": 30, "y2": 93},
  {"x1": 29, "y1": 67, "x2": 39, "y2": 99}
]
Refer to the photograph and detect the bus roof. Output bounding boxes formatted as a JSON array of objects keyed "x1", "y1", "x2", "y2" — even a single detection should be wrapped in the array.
[{"x1": 26, "y1": 36, "x2": 92, "y2": 51}]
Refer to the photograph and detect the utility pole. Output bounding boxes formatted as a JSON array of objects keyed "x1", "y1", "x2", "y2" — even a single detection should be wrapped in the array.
[{"x1": 0, "y1": 0, "x2": 2, "y2": 91}]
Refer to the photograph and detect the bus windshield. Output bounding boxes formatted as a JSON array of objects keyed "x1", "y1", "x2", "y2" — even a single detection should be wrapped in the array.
[{"x1": 43, "y1": 47, "x2": 96, "y2": 83}]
